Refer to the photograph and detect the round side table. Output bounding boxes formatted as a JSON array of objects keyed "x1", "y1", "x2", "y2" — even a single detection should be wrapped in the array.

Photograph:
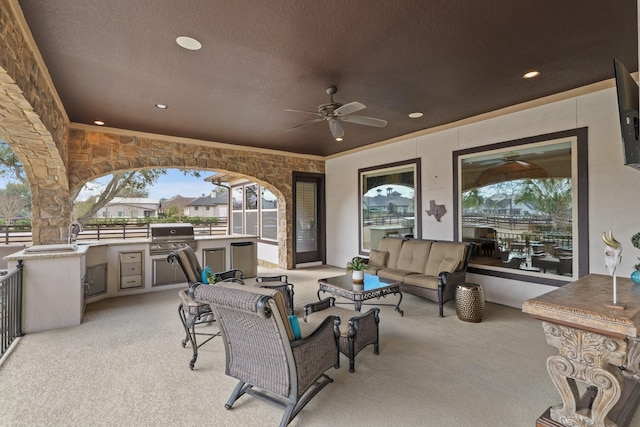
[{"x1": 456, "y1": 283, "x2": 485, "y2": 322}]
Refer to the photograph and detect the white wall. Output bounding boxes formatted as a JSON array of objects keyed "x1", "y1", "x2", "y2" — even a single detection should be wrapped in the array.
[{"x1": 326, "y1": 84, "x2": 640, "y2": 309}]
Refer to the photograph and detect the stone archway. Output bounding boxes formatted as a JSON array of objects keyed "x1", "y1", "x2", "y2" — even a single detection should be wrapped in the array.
[
  {"x1": 0, "y1": 67, "x2": 71, "y2": 244},
  {"x1": 67, "y1": 128, "x2": 324, "y2": 268},
  {"x1": 0, "y1": 2, "x2": 324, "y2": 264}
]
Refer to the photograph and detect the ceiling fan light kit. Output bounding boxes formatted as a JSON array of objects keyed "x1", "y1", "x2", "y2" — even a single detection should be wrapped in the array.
[{"x1": 286, "y1": 86, "x2": 387, "y2": 140}]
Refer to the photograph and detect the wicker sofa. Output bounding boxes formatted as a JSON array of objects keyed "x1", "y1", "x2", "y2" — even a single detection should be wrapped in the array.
[{"x1": 365, "y1": 237, "x2": 473, "y2": 317}]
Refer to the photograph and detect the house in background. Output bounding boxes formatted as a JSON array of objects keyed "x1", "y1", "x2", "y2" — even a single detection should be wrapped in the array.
[
  {"x1": 94, "y1": 197, "x2": 160, "y2": 219},
  {"x1": 185, "y1": 191, "x2": 228, "y2": 218},
  {"x1": 157, "y1": 195, "x2": 195, "y2": 218}
]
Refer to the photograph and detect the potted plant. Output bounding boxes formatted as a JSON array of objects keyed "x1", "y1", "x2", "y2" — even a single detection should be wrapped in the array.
[
  {"x1": 631, "y1": 232, "x2": 640, "y2": 284},
  {"x1": 346, "y1": 256, "x2": 369, "y2": 283}
]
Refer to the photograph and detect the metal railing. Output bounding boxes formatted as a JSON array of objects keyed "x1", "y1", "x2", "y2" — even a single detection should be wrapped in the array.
[
  {"x1": 0, "y1": 220, "x2": 229, "y2": 245},
  {"x1": 1, "y1": 260, "x2": 23, "y2": 358}
]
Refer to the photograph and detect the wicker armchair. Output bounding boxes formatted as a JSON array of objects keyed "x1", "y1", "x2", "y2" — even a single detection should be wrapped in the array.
[
  {"x1": 304, "y1": 297, "x2": 380, "y2": 373},
  {"x1": 191, "y1": 282, "x2": 340, "y2": 427},
  {"x1": 167, "y1": 246, "x2": 245, "y2": 369},
  {"x1": 256, "y1": 275, "x2": 294, "y2": 315}
]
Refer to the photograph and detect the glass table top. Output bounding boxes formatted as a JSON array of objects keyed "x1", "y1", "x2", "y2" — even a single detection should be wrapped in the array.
[{"x1": 319, "y1": 273, "x2": 400, "y2": 292}]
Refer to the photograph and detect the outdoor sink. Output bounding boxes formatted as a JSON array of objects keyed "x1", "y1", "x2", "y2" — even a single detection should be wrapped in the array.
[{"x1": 24, "y1": 243, "x2": 78, "y2": 253}]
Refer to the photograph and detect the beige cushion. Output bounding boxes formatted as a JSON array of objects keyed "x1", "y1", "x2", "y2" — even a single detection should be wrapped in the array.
[
  {"x1": 378, "y1": 268, "x2": 417, "y2": 282},
  {"x1": 439, "y1": 257, "x2": 459, "y2": 273},
  {"x1": 369, "y1": 249, "x2": 389, "y2": 267},
  {"x1": 403, "y1": 274, "x2": 439, "y2": 290},
  {"x1": 366, "y1": 264, "x2": 385, "y2": 274},
  {"x1": 175, "y1": 246, "x2": 202, "y2": 283},
  {"x1": 425, "y1": 242, "x2": 467, "y2": 276},
  {"x1": 377, "y1": 237, "x2": 405, "y2": 269},
  {"x1": 396, "y1": 240, "x2": 431, "y2": 273}
]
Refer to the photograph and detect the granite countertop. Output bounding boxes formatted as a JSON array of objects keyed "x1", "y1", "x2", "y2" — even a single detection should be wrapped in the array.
[{"x1": 4, "y1": 234, "x2": 258, "y2": 261}]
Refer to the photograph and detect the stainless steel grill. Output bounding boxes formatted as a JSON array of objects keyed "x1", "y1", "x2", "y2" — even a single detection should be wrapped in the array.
[{"x1": 149, "y1": 223, "x2": 197, "y2": 255}]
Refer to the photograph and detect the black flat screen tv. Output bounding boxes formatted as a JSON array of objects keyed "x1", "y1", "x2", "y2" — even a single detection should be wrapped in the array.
[{"x1": 614, "y1": 58, "x2": 640, "y2": 170}]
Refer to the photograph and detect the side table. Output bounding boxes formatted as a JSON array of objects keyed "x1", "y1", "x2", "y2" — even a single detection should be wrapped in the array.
[{"x1": 456, "y1": 283, "x2": 484, "y2": 322}]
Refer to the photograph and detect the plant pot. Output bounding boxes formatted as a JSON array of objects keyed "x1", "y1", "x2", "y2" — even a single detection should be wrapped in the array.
[
  {"x1": 631, "y1": 270, "x2": 640, "y2": 285},
  {"x1": 352, "y1": 270, "x2": 364, "y2": 283}
]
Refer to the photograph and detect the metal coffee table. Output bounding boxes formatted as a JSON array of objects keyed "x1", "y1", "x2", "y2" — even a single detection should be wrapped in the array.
[{"x1": 317, "y1": 273, "x2": 404, "y2": 316}]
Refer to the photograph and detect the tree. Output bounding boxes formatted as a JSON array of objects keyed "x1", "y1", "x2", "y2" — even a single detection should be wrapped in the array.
[
  {"x1": 1, "y1": 141, "x2": 204, "y2": 225},
  {"x1": 462, "y1": 189, "x2": 484, "y2": 211},
  {"x1": 0, "y1": 183, "x2": 30, "y2": 223},
  {"x1": 0, "y1": 142, "x2": 27, "y2": 186},
  {"x1": 516, "y1": 178, "x2": 572, "y2": 231},
  {"x1": 74, "y1": 170, "x2": 166, "y2": 223}
]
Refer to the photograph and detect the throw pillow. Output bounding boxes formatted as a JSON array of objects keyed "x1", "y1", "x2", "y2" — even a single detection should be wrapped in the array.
[
  {"x1": 369, "y1": 249, "x2": 389, "y2": 267},
  {"x1": 288, "y1": 315, "x2": 302, "y2": 340},
  {"x1": 438, "y1": 257, "x2": 459, "y2": 273}
]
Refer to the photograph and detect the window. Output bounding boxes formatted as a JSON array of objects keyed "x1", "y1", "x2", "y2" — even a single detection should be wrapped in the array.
[
  {"x1": 454, "y1": 128, "x2": 588, "y2": 286},
  {"x1": 194, "y1": 206, "x2": 199, "y2": 211},
  {"x1": 245, "y1": 184, "x2": 258, "y2": 236},
  {"x1": 261, "y1": 188, "x2": 278, "y2": 241},
  {"x1": 231, "y1": 186, "x2": 244, "y2": 234},
  {"x1": 359, "y1": 159, "x2": 421, "y2": 254},
  {"x1": 230, "y1": 183, "x2": 279, "y2": 240}
]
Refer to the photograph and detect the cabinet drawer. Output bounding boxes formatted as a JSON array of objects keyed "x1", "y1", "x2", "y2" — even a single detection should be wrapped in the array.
[
  {"x1": 120, "y1": 252, "x2": 142, "y2": 263},
  {"x1": 120, "y1": 274, "x2": 143, "y2": 289},
  {"x1": 121, "y1": 262, "x2": 142, "y2": 276}
]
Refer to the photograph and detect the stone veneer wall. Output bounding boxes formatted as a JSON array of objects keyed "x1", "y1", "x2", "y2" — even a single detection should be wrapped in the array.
[
  {"x1": 0, "y1": 0, "x2": 71, "y2": 244},
  {"x1": 68, "y1": 128, "x2": 324, "y2": 269},
  {"x1": 0, "y1": 1, "x2": 324, "y2": 267}
]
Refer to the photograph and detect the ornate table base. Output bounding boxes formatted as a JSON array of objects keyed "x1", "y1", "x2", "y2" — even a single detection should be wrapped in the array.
[{"x1": 536, "y1": 321, "x2": 640, "y2": 427}]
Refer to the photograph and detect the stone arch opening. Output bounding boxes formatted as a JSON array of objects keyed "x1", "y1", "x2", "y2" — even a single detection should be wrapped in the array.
[
  {"x1": 67, "y1": 128, "x2": 323, "y2": 268},
  {"x1": 0, "y1": 65, "x2": 71, "y2": 244}
]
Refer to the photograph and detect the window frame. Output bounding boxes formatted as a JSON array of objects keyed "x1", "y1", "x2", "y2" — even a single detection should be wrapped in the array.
[
  {"x1": 453, "y1": 128, "x2": 589, "y2": 287},
  {"x1": 358, "y1": 159, "x2": 421, "y2": 255}
]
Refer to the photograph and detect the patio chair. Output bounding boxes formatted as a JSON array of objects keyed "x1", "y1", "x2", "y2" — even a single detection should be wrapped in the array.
[
  {"x1": 304, "y1": 297, "x2": 380, "y2": 373},
  {"x1": 256, "y1": 275, "x2": 294, "y2": 315},
  {"x1": 191, "y1": 282, "x2": 340, "y2": 427},
  {"x1": 167, "y1": 247, "x2": 245, "y2": 369}
]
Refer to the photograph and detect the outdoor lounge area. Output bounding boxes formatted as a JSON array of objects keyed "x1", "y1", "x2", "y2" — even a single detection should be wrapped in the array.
[
  {"x1": 1, "y1": 3, "x2": 640, "y2": 426},
  {"x1": 0, "y1": 266, "x2": 564, "y2": 426}
]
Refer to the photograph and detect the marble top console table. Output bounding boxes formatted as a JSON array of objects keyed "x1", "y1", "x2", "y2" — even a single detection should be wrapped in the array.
[{"x1": 523, "y1": 274, "x2": 640, "y2": 427}]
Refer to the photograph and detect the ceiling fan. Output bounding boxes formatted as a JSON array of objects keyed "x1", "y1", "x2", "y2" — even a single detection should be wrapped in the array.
[{"x1": 285, "y1": 86, "x2": 387, "y2": 141}]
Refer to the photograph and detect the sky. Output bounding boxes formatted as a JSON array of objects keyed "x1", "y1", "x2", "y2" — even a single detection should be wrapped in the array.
[{"x1": 77, "y1": 169, "x2": 221, "y2": 201}]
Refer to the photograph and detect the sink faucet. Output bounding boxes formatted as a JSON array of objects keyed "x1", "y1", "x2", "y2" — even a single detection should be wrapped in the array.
[{"x1": 68, "y1": 221, "x2": 84, "y2": 244}]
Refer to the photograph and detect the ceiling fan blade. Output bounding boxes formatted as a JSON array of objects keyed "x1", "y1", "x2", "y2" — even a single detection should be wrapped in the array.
[
  {"x1": 286, "y1": 118, "x2": 325, "y2": 131},
  {"x1": 340, "y1": 115, "x2": 387, "y2": 127},
  {"x1": 285, "y1": 108, "x2": 322, "y2": 116},
  {"x1": 328, "y1": 118, "x2": 344, "y2": 139},
  {"x1": 334, "y1": 101, "x2": 366, "y2": 117}
]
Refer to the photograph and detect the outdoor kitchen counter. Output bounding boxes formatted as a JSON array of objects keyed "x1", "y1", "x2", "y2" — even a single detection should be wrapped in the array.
[{"x1": 4, "y1": 235, "x2": 258, "y2": 334}]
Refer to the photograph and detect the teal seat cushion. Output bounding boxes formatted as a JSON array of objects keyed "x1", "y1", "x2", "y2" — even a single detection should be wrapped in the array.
[{"x1": 288, "y1": 315, "x2": 302, "y2": 340}]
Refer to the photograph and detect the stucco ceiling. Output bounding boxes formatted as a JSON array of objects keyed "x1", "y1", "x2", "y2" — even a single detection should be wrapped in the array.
[{"x1": 17, "y1": 1, "x2": 638, "y2": 157}]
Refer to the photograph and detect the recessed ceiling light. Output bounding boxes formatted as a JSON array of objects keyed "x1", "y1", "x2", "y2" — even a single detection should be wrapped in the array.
[
  {"x1": 409, "y1": 112, "x2": 423, "y2": 119},
  {"x1": 176, "y1": 36, "x2": 202, "y2": 51},
  {"x1": 523, "y1": 71, "x2": 540, "y2": 79},
  {"x1": 155, "y1": 103, "x2": 168, "y2": 109},
  {"x1": 94, "y1": 120, "x2": 105, "y2": 126}
]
